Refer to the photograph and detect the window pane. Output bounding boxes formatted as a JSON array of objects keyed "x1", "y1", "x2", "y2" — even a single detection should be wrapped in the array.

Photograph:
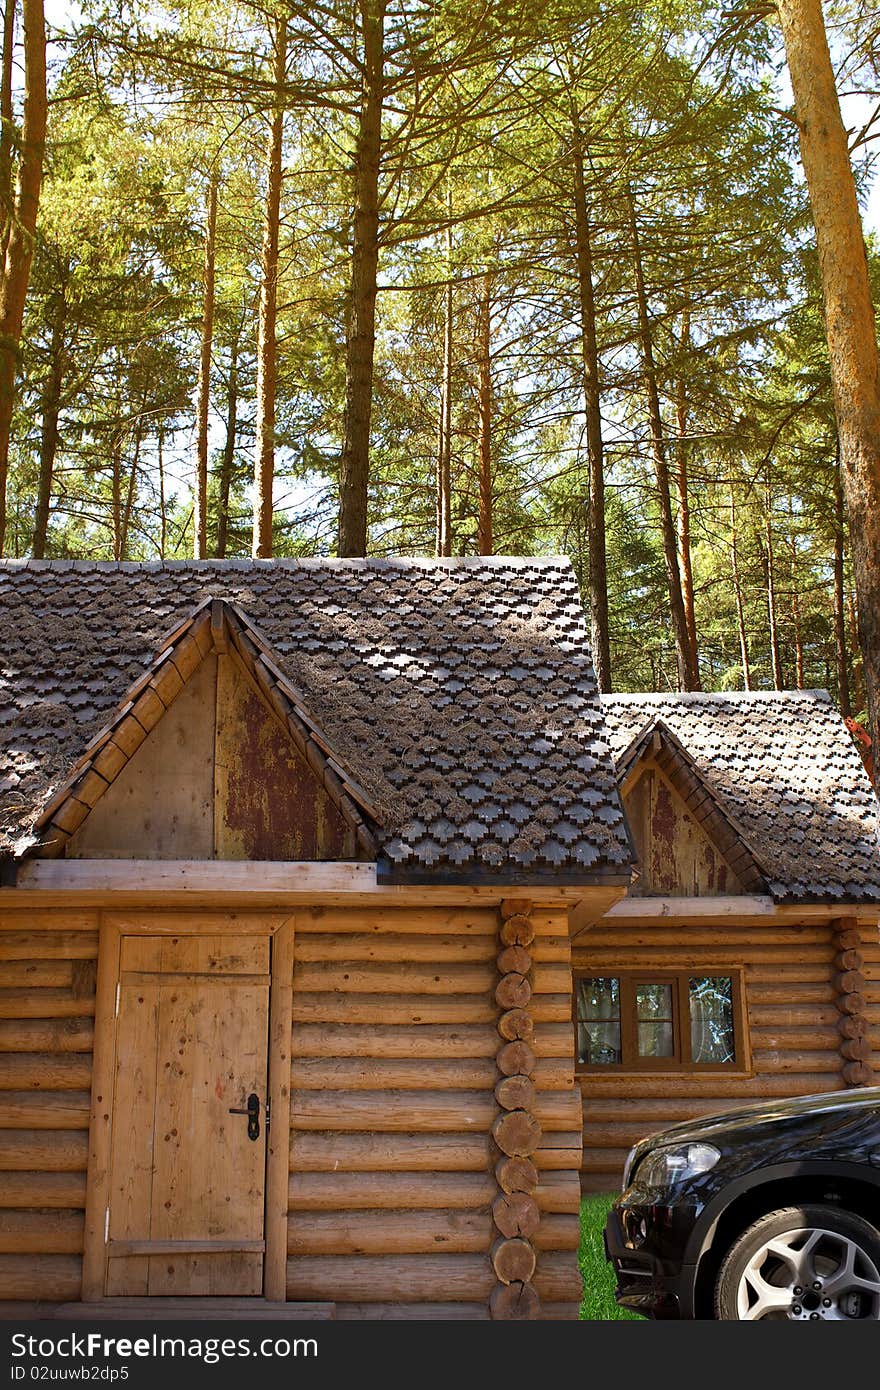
[
  {"x1": 637, "y1": 1020, "x2": 674, "y2": 1058},
  {"x1": 636, "y1": 982, "x2": 673, "y2": 1020},
  {"x1": 576, "y1": 977, "x2": 619, "y2": 1022},
  {"x1": 578, "y1": 1021, "x2": 622, "y2": 1066},
  {"x1": 690, "y1": 976, "x2": 735, "y2": 1064}
]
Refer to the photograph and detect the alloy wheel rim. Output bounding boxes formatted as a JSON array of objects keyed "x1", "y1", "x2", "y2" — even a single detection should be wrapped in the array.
[{"x1": 735, "y1": 1224, "x2": 880, "y2": 1320}]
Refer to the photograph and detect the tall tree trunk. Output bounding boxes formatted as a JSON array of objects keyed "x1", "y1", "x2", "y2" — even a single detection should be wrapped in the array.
[
  {"x1": 626, "y1": 183, "x2": 693, "y2": 691},
  {"x1": 675, "y1": 308, "x2": 700, "y2": 688},
  {"x1": 765, "y1": 489, "x2": 784, "y2": 689},
  {"x1": 119, "y1": 416, "x2": 141, "y2": 562},
  {"x1": 0, "y1": 0, "x2": 16, "y2": 269},
  {"x1": 110, "y1": 434, "x2": 122, "y2": 561},
  {"x1": 777, "y1": 0, "x2": 880, "y2": 774},
  {"x1": 252, "y1": 16, "x2": 286, "y2": 559},
  {"x1": 849, "y1": 587, "x2": 864, "y2": 712},
  {"x1": 194, "y1": 170, "x2": 217, "y2": 560},
  {"x1": 158, "y1": 426, "x2": 166, "y2": 560},
  {"x1": 833, "y1": 454, "x2": 851, "y2": 716},
  {"x1": 337, "y1": 0, "x2": 385, "y2": 557},
  {"x1": 31, "y1": 282, "x2": 65, "y2": 557},
  {"x1": 730, "y1": 485, "x2": 752, "y2": 690},
  {"x1": 217, "y1": 321, "x2": 240, "y2": 560},
  {"x1": 0, "y1": 0, "x2": 46, "y2": 555},
  {"x1": 435, "y1": 227, "x2": 453, "y2": 557},
  {"x1": 571, "y1": 117, "x2": 611, "y2": 690},
  {"x1": 476, "y1": 270, "x2": 493, "y2": 556},
  {"x1": 789, "y1": 519, "x2": 805, "y2": 688}
]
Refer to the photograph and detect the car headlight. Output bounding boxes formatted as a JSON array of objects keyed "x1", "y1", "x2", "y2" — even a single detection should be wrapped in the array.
[
  {"x1": 631, "y1": 1141, "x2": 721, "y2": 1192},
  {"x1": 622, "y1": 1143, "x2": 640, "y2": 1191}
]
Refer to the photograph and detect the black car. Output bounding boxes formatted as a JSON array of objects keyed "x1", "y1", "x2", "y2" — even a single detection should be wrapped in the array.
[{"x1": 604, "y1": 1085, "x2": 880, "y2": 1320}]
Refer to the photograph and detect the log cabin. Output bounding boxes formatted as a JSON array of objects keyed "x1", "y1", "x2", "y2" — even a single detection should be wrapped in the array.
[
  {"x1": 0, "y1": 556, "x2": 636, "y2": 1321},
  {"x1": 573, "y1": 692, "x2": 880, "y2": 1193}
]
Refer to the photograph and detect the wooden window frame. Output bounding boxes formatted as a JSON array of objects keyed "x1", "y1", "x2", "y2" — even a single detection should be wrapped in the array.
[{"x1": 573, "y1": 967, "x2": 750, "y2": 1074}]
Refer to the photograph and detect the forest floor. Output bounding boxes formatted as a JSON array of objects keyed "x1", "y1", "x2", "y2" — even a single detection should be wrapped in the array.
[{"x1": 579, "y1": 1194, "x2": 641, "y2": 1320}]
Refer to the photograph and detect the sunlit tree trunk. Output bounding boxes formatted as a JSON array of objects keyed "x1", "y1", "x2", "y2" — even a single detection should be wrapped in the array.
[
  {"x1": 849, "y1": 588, "x2": 864, "y2": 712},
  {"x1": 252, "y1": 16, "x2": 286, "y2": 558},
  {"x1": 764, "y1": 490, "x2": 784, "y2": 689},
  {"x1": 217, "y1": 321, "x2": 240, "y2": 560},
  {"x1": 31, "y1": 281, "x2": 66, "y2": 557},
  {"x1": 675, "y1": 309, "x2": 700, "y2": 688},
  {"x1": 194, "y1": 170, "x2": 217, "y2": 560},
  {"x1": 338, "y1": 0, "x2": 385, "y2": 557},
  {"x1": 572, "y1": 117, "x2": 610, "y2": 690},
  {"x1": 789, "y1": 522, "x2": 805, "y2": 688},
  {"x1": 119, "y1": 415, "x2": 142, "y2": 562},
  {"x1": 627, "y1": 184, "x2": 693, "y2": 691},
  {"x1": 476, "y1": 271, "x2": 493, "y2": 556},
  {"x1": 833, "y1": 456, "x2": 851, "y2": 715},
  {"x1": 110, "y1": 429, "x2": 122, "y2": 562},
  {"x1": 0, "y1": 0, "x2": 16, "y2": 270},
  {"x1": 157, "y1": 426, "x2": 167, "y2": 560},
  {"x1": 777, "y1": 0, "x2": 880, "y2": 772},
  {"x1": 435, "y1": 226, "x2": 453, "y2": 557},
  {"x1": 730, "y1": 485, "x2": 752, "y2": 690},
  {"x1": 0, "y1": 0, "x2": 46, "y2": 555}
]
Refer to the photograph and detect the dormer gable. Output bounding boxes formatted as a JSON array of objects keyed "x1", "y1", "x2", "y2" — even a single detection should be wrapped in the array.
[
  {"x1": 618, "y1": 717, "x2": 767, "y2": 897},
  {"x1": 31, "y1": 599, "x2": 379, "y2": 862}
]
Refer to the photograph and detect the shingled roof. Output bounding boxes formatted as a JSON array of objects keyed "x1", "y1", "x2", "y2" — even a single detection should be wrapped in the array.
[
  {"x1": 0, "y1": 556, "x2": 633, "y2": 884},
  {"x1": 602, "y1": 691, "x2": 880, "y2": 903}
]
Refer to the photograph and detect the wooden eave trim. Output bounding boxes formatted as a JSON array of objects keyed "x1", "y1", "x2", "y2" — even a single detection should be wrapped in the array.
[
  {"x1": 603, "y1": 894, "x2": 775, "y2": 918},
  {"x1": 2, "y1": 857, "x2": 599, "y2": 907},
  {"x1": 582, "y1": 894, "x2": 880, "y2": 922},
  {"x1": 617, "y1": 724, "x2": 656, "y2": 791}
]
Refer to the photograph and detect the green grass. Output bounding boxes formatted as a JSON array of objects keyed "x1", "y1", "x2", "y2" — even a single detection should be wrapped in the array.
[{"x1": 578, "y1": 1193, "x2": 641, "y2": 1320}]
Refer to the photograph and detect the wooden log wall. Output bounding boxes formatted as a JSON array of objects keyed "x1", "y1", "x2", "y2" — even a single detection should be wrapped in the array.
[
  {"x1": 853, "y1": 917, "x2": 880, "y2": 1084},
  {"x1": 574, "y1": 913, "x2": 867, "y2": 1193},
  {"x1": 288, "y1": 904, "x2": 583, "y2": 1320},
  {"x1": 0, "y1": 909, "x2": 96, "y2": 1300},
  {"x1": 0, "y1": 900, "x2": 585, "y2": 1317}
]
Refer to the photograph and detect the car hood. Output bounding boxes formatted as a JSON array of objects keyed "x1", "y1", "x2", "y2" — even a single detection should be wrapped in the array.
[{"x1": 635, "y1": 1084, "x2": 880, "y2": 1151}]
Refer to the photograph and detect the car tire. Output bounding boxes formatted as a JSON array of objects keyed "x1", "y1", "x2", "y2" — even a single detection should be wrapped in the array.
[{"x1": 714, "y1": 1203, "x2": 880, "y2": 1321}]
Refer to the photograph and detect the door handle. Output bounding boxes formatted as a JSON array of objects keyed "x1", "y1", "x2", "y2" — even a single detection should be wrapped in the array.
[{"x1": 228, "y1": 1092, "x2": 261, "y2": 1141}]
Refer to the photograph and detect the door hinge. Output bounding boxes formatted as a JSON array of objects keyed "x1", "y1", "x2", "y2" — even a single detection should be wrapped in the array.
[
  {"x1": 104, "y1": 1206, "x2": 110, "y2": 1244},
  {"x1": 114, "y1": 982, "x2": 120, "y2": 1019}
]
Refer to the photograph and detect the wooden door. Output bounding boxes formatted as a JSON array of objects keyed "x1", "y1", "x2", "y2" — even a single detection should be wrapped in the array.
[{"x1": 106, "y1": 934, "x2": 270, "y2": 1295}]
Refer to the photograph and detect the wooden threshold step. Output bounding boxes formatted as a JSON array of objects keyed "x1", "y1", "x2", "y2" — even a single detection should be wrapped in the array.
[{"x1": 0, "y1": 1300, "x2": 335, "y2": 1321}]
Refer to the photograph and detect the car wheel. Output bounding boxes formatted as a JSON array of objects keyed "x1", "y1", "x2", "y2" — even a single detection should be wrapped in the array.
[{"x1": 714, "y1": 1204, "x2": 880, "y2": 1320}]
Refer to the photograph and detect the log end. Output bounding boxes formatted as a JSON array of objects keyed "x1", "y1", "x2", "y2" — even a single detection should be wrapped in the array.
[{"x1": 489, "y1": 1280, "x2": 541, "y2": 1320}]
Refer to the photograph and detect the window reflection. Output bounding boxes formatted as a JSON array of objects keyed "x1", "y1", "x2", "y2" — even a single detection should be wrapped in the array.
[
  {"x1": 690, "y1": 976, "x2": 735, "y2": 1064},
  {"x1": 636, "y1": 982, "x2": 674, "y2": 1058},
  {"x1": 576, "y1": 976, "x2": 621, "y2": 1065}
]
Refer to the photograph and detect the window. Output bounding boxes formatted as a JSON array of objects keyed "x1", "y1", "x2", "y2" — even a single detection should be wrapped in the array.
[
  {"x1": 574, "y1": 970, "x2": 745, "y2": 1071},
  {"x1": 577, "y1": 977, "x2": 621, "y2": 1064}
]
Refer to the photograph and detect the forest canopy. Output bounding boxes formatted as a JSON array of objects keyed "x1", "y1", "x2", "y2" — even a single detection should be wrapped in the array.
[{"x1": 1, "y1": 0, "x2": 879, "y2": 714}]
